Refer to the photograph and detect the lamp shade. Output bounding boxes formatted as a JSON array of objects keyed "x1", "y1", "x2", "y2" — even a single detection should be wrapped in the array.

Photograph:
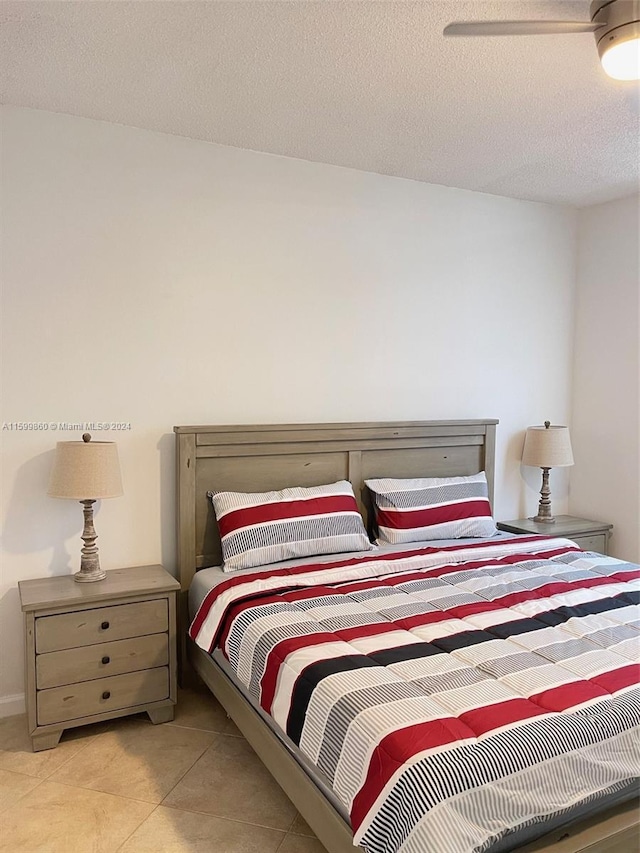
[
  {"x1": 522, "y1": 424, "x2": 574, "y2": 469},
  {"x1": 48, "y1": 439, "x2": 123, "y2": 500}
]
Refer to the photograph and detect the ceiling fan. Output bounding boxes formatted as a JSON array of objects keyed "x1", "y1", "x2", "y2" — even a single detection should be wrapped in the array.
[{"x1": 444, "y1": 0, "x2": 640, "y2": 80}]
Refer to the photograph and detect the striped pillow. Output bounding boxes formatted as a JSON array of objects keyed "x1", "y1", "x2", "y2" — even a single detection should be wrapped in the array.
[
  {"x1": 365, "y1": 472, "x2": 497, "y2": 544},
  {"x1": 208, "y1": 480, "x2": 374, "y2": 572}
]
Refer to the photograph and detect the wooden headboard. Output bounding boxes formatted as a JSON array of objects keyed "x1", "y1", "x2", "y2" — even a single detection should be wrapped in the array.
[{"x1": 174, "y1": 419, "x2": 498, "y2": 592}]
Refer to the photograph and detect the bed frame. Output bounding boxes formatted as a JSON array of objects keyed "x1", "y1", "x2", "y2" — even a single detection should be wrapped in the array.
[{"x1": 174, "y1": 419, "x2": 638, "y2": 853}]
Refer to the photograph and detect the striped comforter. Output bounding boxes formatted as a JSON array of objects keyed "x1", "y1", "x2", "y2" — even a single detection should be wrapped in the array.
[{"x1": 190, "y1": 537, "x2": 640, "y2": 853}]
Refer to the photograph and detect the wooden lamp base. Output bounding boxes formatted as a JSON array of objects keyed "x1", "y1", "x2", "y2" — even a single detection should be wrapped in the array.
[
  {"x1": 532, "y1": 467, "x2": 556, "y2": 523},
  {"x1": 75, "y1": 499, "x2": 107, "y2": 582}
]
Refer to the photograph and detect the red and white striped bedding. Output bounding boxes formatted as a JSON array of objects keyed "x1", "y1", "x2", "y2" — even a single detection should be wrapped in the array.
[{"x1": 190, "y1": 537, "x2": 640, "y2": 853}]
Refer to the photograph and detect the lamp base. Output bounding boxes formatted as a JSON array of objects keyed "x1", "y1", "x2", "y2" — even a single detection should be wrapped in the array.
[
  {"x1": 532, "y1": 467, "x2": 556, "y2": 525},
  {"x1": 74, "y1": 567, "x2": 107, "y2": 583},
  {"x1": 74, "y1": 499, "x2": 106, "y2": 583}
]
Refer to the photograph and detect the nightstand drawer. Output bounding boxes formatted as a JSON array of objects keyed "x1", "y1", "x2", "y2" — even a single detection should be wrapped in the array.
[
  {"x1": 36, "y1": 633, "x2": 169, "y2": 689},
  {"x1": 571, "y1": 533, "x2": 607, "y2": 553},
  {"x1": 37, "y1": 666, "x2": 169, "y2": 726},
  {"x1": 35, "y1": 599, "x2": 168, "y2": 653}
]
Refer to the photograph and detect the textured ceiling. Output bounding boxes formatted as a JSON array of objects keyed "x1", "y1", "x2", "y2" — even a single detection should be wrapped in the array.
[{"x1": 1, "y1": 0, "x2": 639, "y2": 207}]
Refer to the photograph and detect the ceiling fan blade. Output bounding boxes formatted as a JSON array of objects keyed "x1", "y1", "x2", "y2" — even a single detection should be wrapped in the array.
[{"x1": 443, "y1": 20, "x2": 603, "y2": 36}]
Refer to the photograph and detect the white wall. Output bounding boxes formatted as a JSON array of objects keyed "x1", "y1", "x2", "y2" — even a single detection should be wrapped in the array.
[
  {"x1": 571, "y1": 195, "x2": 640, "y2": 562},
  {"x1": 1, "y1": 106, "x2": 578, "y2": 712}
]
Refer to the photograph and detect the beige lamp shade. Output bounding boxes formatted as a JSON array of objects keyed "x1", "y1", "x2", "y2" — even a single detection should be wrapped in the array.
[
  {"x1": 48, "y1": 439, "x2": 123, "y2": 500},
  {"x1": 522, "y1": 424, "x2": 574, "y2": 469}
]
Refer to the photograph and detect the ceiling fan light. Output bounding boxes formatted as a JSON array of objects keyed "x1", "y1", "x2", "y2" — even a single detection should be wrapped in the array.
[
  {"x1": 594, "y1": 8, "x2": 640, "y2": 80},
  {"x1": 601, "y1": 35, "x2": 640, "y2": 79}
]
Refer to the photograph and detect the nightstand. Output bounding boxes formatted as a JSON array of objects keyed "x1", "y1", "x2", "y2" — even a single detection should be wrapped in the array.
[
  {"x1": 19, "y1": 564, "x2": 180, "y2": 752},
  {"x1": 497, "y1": 515, "x2": 612, "y2": 555}
]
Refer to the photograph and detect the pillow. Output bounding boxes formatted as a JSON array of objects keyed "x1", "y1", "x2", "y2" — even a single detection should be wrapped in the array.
[
  {"x1": 208, "y1": 480, "x2": 374, "y2": 572},
  {"x1": 365, "y1": 472, "x2": 497, "y2": 544}
]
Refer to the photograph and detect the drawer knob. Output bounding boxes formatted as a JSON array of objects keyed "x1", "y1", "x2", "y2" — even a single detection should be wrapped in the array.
[
  {"x1": 102, "y1": 691, "x2": 111, "y2": 700},
  {"x1": 101, "y1": 621, "x2": 110, "y2": 630},
  {"x1": 101, "y1": 656, "x2": 110, "y2": 665}
]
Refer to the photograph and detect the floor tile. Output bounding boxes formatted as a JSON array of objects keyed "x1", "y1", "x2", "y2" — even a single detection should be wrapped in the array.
[
  {"x1": 223, "y1": 717, "x2": 244, "y2": 737},
  {"x1": 164, "y1": 733, "x2": 297, "y2": 830},
  {"x1": 171, "y1": 684, "x2": 244, "y2": 737},
  {"x1": 168, "y1": 685, "x2": 231, "y2": 733},
  {"x1": 0, "y1": 768, "x2": 42, "y2": 814},
  {"x1": 0, "y1": 780, "x2": 153, "y2": 853},
  {"x1": 120, "y1": 804, "x2": 286, "y2": 852},
  {"x1": 289, "y1": 812, "x2": 317, "y2": 837},
  {"x1": 49, "y1": 717, "x2": 214, "y2": 803},
  {"x1": 0, "y1": 713, "x2": 97, "y2": 778},
  {"x1": 277, "y1": 834, "x2": 329, "y2": 853}
]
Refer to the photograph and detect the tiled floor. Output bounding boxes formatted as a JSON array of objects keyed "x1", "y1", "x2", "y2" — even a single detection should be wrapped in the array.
[{"x1": 0, "y1": 683, "x2": 329, "y2": 852}]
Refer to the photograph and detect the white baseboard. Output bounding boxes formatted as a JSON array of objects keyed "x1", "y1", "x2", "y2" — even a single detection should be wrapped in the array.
[{"x1": 0, "y1": 693, "x2": 26, "y2": 718}]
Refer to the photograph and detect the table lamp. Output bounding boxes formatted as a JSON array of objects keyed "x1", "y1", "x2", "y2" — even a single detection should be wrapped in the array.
[
  {"x1": 522, "y1": 421, "x2": 574, "y2": 523},
  {"x1": 48, "y1": 433, "x2": 123, "y2": 582}
]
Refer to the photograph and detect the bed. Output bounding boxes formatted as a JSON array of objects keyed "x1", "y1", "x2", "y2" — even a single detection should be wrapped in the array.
[{"x1": 174, "y1": 419, "x2": 639, "y2": 853}]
